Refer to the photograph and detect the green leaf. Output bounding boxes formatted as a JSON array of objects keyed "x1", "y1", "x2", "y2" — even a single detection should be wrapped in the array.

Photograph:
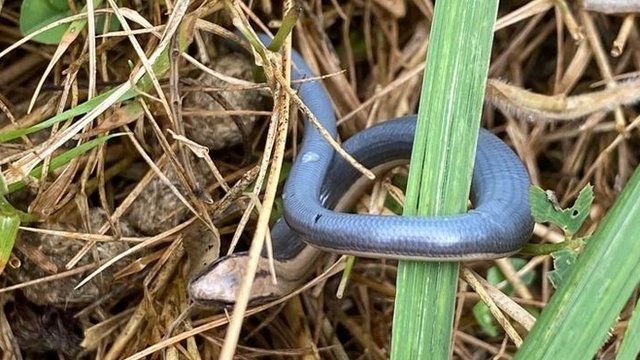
[
  {"x1": 336, "y1": 256, "x2": 356, "y2": 299},
  {"x1": 6, "y1": 133, "x2": 123, "y2": 193},
  {"x1": 4, "y1": 6, "x2": 192, "y2": 143},
  {"x1": 0, "y1": 173, "x2": 7, "y2": 195},
  {"x1": 473, "y1": 301, "x2": 499, "y2": 337},
  {"x1": 0, "y1": 87, "x2": 138, "y2": 143},
  {"x1": 385, "y1": 173, "x2": 407, "y2": 215},
  {"x1": 19, "y1": 0, "x2": 119, "y2": 45},
  {"x1": 486, "y1": 258, "x2": 534, "y2": 293},
  {"x1": 266, "y1": 5, "x2": 301, "y2": 52},
  {"x1": 390, "y1": 172, "x2": 408, "y2": 190},
  {"x1": 529, "y1": 184, "x2": 594, "y2": 237},
  {"x1": 0, "y1": 196, "x2": 36, "y2": 223},
  {"x1": 384, "y1": 194, "x2": 403, "y2": 215},
  {"x1": 519, "y1": 237, "x2": 584, "y2": 256},
  {"x1": 547, "y1": 248, "x2": 578, "y2": 289},
  {"x1": 269, "y1": 162, "x2": 292, "y2": 224},
  {"x1": 473, "y1": 258, "x2": 535, "y2": 336},
  {"x1": 0, "y1": 214, "x2": 19, "y2": 275},
  {"x1": 49, "y1": 0, "x2": 71, "y2": 11},
  {"x1": 373, "y1": 173, "x2": 407, "y2": 215},
  {"x1": 516, "y1": 167, "x2": 640, "y2": 359},
  {"x1": 20, "y1": 0, "x2": 72, "y2": 44},
  {"x1": 278, "y1": 162, "x2": 291, "y2": 185},
  {"x1": 270, "y1": 197, "x2": 283, "y2": 225},
  {"x1": 0, "y1": 196, "x2": 30, "y2": 275},
  {"x1": 337, "y1": 31, "x2": 368, "y2": 62}
]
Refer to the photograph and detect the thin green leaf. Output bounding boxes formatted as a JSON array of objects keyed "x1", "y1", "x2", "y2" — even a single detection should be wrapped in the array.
[
  {"x1": 0, "y1": 213, "x2": 19, "y2": 275},
  {"x1": 519, "y1": 238, "x2": 584, "y2": 256},
  {"x1": 337, "y1": 31, "x2": 367, "y2": 62},
  {"x1": 0, "y1": 173, "x2": 7, "y2": 194},
  {"x1": 337, "y1": 256, "x2": 356, "y2": 299},
  {"x1": 0, "y1": 197, "x2": 36, "y2": 223},
  {"x1": 529, "y1": 184, "x2": 594, "y2": 237},
  {"x1": 0, "y1": 88, "x2": 136, "y2": 143},
  {"x1": 278, "y1": 162, "x2": 292, "y2": 186},
  {"x1": 0, "y1": 197, "x2": 29, "y2": 275},
  {"x1": 383, "y1": 173, "x2": 407, "y2": 215},
  {"x1": 267, "y1": 5, "x2": 302, "y2": 52},
  {"x1": 228, "y1": 7, "x2": 269, "y2": 68},
  {"x1": 6, "y1": 133, "x2": 124, "y2": 193},
  {"x1": 270, "y1": 198, "x2": 283, "y2": 225},
  {"x1": 49, "y1": 0, "x2": 72, "y2": 12},
  {"x1": 383, "y1": 195, "x2": 403, "y2": 216},
  {"x1": 268, "y1": 162, "x2": 292, "y2": 224}
]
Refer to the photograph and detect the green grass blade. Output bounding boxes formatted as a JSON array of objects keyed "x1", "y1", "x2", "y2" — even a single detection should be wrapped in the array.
[
  {"x1": 0, "y1": 16, "x2": 195, "y2": 143},
  {"x1": 516, "y1": 167, "x2": 640, "y2": 359},
  {"x1": 617, "y1": 297, "x2": 640, "y2": 360},
  {"x1": 0, "y1": 214, "x2": 19, "y2": 275},
  {"x1": 266, "y1": 5, "x2": 301, "y2": 52},
  {"x1": 390, "y1": 1, "x2": 499, "y2": 358},
  {"x1": 0, "y1": 88, "x2": 135, "y2": 142},
  {"x1": 0, "y1": 200, "x2": 21, "y2": 274},
  {"x1": 6, "y1": 133, "x2": 123, "y2": 193}
]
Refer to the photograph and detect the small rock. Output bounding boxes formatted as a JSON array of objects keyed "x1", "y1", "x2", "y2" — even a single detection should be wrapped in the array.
[
  {"x1": 183, "y1": 52, "x2": 266, "y2": 150},
  {"x1": 6, "y1": 208, "x2": 135, "y2": 307}
]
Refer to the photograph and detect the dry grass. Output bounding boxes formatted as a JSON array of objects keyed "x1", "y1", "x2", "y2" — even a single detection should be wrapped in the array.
[{"x1": 0, "y1": 0, "x2": 639, "y2": 359}]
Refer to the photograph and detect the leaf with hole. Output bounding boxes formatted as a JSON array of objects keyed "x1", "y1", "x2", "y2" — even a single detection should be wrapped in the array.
[{"x1": 529, "y1": 184, "x2": 594, "y2": 237}]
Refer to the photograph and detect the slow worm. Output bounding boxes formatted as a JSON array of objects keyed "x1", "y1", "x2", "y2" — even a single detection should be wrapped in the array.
[{"x1": 189, "y1": 34, "x2": 534, "y2": 306}]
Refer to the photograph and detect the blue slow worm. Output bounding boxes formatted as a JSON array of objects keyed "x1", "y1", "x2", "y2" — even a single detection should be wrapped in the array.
[{"x1": 188, "y1": 34, "x2": 534, "y2": 306}]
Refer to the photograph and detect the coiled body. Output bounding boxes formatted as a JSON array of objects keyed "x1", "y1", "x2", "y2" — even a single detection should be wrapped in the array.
[
  {"x1": 188, "y1": 35, "x2": 534, "y2": 305},
  {"x1": 281, "y1": 44, "x2": 533, "y2": 260}
]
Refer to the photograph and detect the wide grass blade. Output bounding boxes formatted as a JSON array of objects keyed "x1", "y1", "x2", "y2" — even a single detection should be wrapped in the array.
[
  {"x1": 516, "y1": 165, "x2": 640, "y2": 359},
  {"x1": 390, "y1": 0, "x2": 499, "y2": 358}
]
